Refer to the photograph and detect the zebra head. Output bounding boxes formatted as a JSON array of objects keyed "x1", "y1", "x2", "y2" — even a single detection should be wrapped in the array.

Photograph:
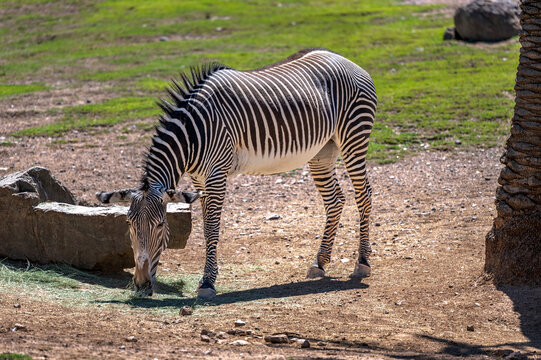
[{"x1": 96, "y1": 187, "x2": 200, "y2": 296}]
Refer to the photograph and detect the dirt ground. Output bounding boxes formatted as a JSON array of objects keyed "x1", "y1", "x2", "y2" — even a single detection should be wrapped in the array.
[
  {"x1": 0, "y1": 0, "x2": 539, "y2": 353},
  {"x1": 1, "y1": 97, "x2": 541, "y2": 360}
]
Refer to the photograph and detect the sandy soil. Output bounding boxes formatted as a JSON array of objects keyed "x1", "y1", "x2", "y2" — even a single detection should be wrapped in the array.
[
  {"x1": 0, "y1": 1, "x2": 539, "y2": 353},
  {"x1": 1, "y1": 119, "x2": 540, "y2": 359}
]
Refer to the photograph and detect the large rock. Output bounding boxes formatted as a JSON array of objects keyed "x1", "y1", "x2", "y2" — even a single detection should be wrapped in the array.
[
  {"x1": 454, "y1": 0, "x2": 520, "y2": 42},
  {"x1": 0, "y1": 167, "x2": 191, "y2": 271},
  {"x1": 0, "y1": 166, "x2": 77, "y2": 205}
]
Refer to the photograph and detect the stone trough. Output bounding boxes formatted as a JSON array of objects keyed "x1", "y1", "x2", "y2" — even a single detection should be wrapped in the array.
[{"x1": 0, "y1": 167, "x2": 191, "y2": 271}]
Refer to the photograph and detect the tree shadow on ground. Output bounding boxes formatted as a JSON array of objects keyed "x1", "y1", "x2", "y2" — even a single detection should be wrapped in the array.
[
  {"x1": 413, "y1": 334, "x2": 539, "y2": 358},
  {"x1": 0, "y1": 259, "x2": 180, "y2": 295},
  {"x1": 499, "y1": 285, "x2": 541, "y2": 351},
  {"x1": 407, "y1": 284, "x2": 541, "y2": 357},
  {"x1": 96, "y1": 277, "x2": 369, "y2": 308},
  {"x1": 299, "y1": 333, "x2": 541, "y2": 360}
]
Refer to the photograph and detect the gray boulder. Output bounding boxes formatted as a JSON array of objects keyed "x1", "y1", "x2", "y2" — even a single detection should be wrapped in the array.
[
  {"x1": 443, "y1": 27, "x2": 458, "y2": 40},
  {"x1": 0, "y1": 167, "x2": 191, "y2": 271},
  {"x1": 0, "y1": 166, "x2": 77, "y2": 205},
  {"x1": 454, "y1": 0, "x2": 520, "y2": 42}
]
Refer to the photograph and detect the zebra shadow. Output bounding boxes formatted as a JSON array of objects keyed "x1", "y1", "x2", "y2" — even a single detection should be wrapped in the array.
[{"x1": 96, "y1": 277, "x2": 369, "y2": 309}]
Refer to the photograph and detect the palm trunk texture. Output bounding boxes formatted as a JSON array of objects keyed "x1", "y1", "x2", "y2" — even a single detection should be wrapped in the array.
[{"x1": 485, "y1": 0, "x2": 541, "y2": 284}]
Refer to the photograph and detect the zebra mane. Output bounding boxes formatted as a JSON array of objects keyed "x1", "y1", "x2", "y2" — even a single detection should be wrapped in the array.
[
  {"x1": 140, "y1": 62, "x2": 231, "y2": 191},
  {"x1": 156, "y1": 62, "x2": 231, "y2": 121}
]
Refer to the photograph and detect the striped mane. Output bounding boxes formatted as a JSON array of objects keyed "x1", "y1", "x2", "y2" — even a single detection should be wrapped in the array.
[
  {"x1": 157, "y1": 62, "x2": 231, "y2": 119},
  {"x1": 141, "y1": 62, "x2": 231, "y2": 191}
]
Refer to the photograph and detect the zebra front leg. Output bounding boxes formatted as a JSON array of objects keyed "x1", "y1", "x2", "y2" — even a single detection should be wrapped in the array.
[
  {"x1": 196, "y1": 173, "x2": 227, "y2": 300},
  {"x1": 343, "y1": 154, "x2": 372, "y2": 278},
  {"x1": 306, "y1": 141, "x2": 345, "y2": 278}
]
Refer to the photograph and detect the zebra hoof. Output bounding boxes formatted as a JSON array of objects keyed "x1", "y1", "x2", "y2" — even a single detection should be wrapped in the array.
[
  {"x1": 306, "y1": 265, "x2": 325, "y2": 279},
  {"x1": 351, "y1": 262, "x2": 371, "y2": 278},
  {"x1": 197, "y1": 280, "x2": 216, "y2": 300},
  {"x1": 197, "y1": 287, "x2": 216, "y2": 300}
]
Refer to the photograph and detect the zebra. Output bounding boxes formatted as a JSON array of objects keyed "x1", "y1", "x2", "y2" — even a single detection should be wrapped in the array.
[{"x1": 97, "y1": 48, "x2": 377, "y2": 299}]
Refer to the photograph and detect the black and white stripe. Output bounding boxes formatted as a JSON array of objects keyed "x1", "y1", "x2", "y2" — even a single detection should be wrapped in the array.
[{"x1": 106, "y1": 48, "x2": 377, "y2": 298}]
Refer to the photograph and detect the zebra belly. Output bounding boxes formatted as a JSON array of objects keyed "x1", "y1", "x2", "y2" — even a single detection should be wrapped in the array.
[{"x1": 230, "y1": 143, "x2": 328, "y2": 175}]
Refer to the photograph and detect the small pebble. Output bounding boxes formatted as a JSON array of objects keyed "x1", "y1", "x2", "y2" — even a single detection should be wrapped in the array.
[
  {"x1": 300, "y1": 339, "x2": 310, "y2": 348},
  {"x1": 13, "y1": 304, "x2": 21, "y2": 308},
  {"x1": 119, "y1": 345, "x2": 126, "y2": 350},
  {"x1": 467, "y1": 325, "x2": 475, "y2": 332},
  {"x1": 227, "y1": 328, "x2": 253, "y2": 336},
  {"x1": 200, "y1": 334, "x2": 211, "y2": 343},
  {"x1": 234, "y1": 319, "x2": 246, "y2": 327},
  {"x1": 125, "y1": 336, "x2": 137, "y2": 342},
  {"x1": 201, "y1": 329, "x2": 216, "y2": 338},
  {"x1": 229, "y1": 339, "x2": 250, "y2": 346},
  {"x1": 506, "y1": 351, "x2": 527, "y2": 359},
  {"x1": 11, "y1": 323, "x2": 26, "y2": 331},
  {"x1": 266, "y1": 214, "x2": 282, "y2": 220},
  {"x1": 264, "y1": 334, "x2": 289, "y2": 344},
  {"x1": 180, "y1": 306, "x2": 193, "y2": 316},
  {"x1": 492, "y1": 349, "x2": 513, "y2": 357}
]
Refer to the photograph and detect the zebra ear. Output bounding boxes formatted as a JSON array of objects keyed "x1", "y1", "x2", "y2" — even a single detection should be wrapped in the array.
[
  {"x1": 96, "y1": 189, "x2": 136, "y2": 204},
  {"x1": 166, "y1": 190, "x2": 201, "y2": 204}
]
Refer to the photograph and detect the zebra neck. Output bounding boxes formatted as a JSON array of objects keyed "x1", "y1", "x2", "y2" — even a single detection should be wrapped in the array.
[{"x1": 143, "y1": 124, "x2": 192, "y2": 190}]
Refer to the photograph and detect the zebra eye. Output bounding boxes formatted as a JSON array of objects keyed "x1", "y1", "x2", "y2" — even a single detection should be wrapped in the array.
[{"x1": 157, "y1": 220, "x2": 165, "y2": 228}]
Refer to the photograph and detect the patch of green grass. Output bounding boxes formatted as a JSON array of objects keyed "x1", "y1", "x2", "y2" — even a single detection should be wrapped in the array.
[
  {"x1": 280, "y1": 168, "x2": 302, "y2": 177},
  {"x1": 0, "y1": 354, "x2": 34, "y2": 360},
  {"x1": 0, "y1": 84, "x2": 48, "y2": 97},
  {"x1": 135, "y1": 77, "x2": 170, "y2": 92},
  {"x1": 0, "y1": 0, "x2": 519, "y2": 161},
  {"x1": 0, "y1": 141, "x2": 16, "y2": 147},
  {"x1": 12, "y1": 96, "x2": 159, "y2": 137},
  {"x1": 0, "y1": 261, "x2": 233, "y2": 315}
]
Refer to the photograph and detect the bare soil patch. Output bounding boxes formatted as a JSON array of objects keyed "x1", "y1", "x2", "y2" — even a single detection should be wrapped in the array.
[
  {"x1": 0, "y1": 123, "x2": 540, "y2": 359},
  {"x1": 0, "y1": 83, "x2": 114, "y2": 134}
]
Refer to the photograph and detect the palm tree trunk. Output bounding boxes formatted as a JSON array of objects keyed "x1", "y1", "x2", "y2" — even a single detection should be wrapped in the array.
[{"x1": 485, "y1": 0, "x2": 541, "y2": 284}]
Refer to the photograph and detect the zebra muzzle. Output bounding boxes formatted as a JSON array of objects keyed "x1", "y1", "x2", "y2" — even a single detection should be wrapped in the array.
[{"x1": 133, "y1": 257, "x2": 153, "y2": 296}]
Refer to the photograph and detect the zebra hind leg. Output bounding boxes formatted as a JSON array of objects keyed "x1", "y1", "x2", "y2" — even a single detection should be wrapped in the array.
[
  {"x1": 342, "y1": 149, "x2": 372, "y2": 278},
  {"x1": 306, "y1": 140, "x2": 345, "y2": 279}
]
